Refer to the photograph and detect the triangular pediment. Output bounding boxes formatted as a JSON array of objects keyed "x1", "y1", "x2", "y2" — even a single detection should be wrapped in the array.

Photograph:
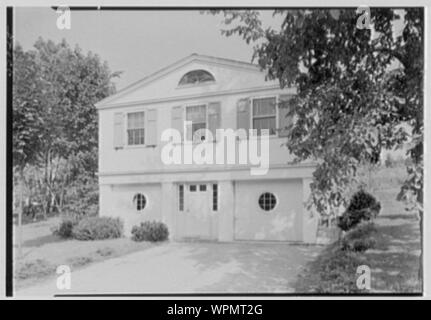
[{"x1": 96, "y1": 54, "x2": 278, "y2": 108}]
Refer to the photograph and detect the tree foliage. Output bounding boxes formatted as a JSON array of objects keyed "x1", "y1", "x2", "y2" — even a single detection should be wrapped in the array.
[
  {"x1": 13, "y1": 38, "x2": 120, "y2": 218},
  {"x1": 210, "y1": 9, "x2": 423, "y2": 216},
  {"x1": 13, "y1": 44, "x2": 45, "y2": 168}
]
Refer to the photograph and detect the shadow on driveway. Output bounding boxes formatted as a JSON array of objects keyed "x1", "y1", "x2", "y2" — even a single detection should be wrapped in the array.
[{"x1": 17, "y1": 241, "x2": 323, "y2": 296}]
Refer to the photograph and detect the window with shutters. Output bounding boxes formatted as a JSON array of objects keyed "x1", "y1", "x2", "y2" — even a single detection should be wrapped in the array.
[
  {"x1": 186, "y1": 105, "x2": 207, "y2": 142},
  {"x1": 252, "y1": 97, "x2": 277, "y2": 136},
  {"x1": 127, "y1": 111, "x2": 145, "y2": 145}
]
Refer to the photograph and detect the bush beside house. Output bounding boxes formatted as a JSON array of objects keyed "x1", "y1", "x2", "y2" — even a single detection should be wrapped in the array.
[
  {"x1": 131, "y1": 221, "x2": 169, "y2": 242},
  {"x1": 53, "y1": 216, "x2": 170, "y2": 243},
  {"x1": 53, "y1": 216, "x2": 124, "y2": 240},
  {"x1": 73, "y1": 217, "x2": 124, "y2": 240}
]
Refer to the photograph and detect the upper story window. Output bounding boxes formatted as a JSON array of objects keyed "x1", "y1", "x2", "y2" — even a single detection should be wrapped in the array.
[
  {"x1": 252, "y1": 97, "x2": 277, "y2": 136},
  {"x1": 178, "y1": 70, "x2": 215, "y2": 86},
  {"x1": 127, "y1": 111, "x2": 145, "y2": 145},
  {"x1": 186, "y1": 105, "x2": 207, "y2": 142}
]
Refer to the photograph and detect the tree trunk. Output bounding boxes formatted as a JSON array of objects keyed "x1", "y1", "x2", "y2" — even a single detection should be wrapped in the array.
[{"x1": 17, "y1": 167, "x2": 24, "y2": 258}]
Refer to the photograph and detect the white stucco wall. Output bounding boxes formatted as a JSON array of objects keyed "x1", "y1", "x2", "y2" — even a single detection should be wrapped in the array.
[
  {"x1": 99, "y1": 183, "x2": 162, "y2": 234},
  {"x1": 98, "y1": 88, "x2": 299, "y2": 175},
  {"x1": 97, "y1": 55, "x2": 319, "y2": 243}
]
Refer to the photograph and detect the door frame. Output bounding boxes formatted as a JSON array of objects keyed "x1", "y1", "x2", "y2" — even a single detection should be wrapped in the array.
[{"x1": 175, "y1": 181, "x2": 218, "y2": 240}]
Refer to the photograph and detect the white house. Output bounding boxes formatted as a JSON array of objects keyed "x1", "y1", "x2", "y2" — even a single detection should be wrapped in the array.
[{"x1": 96, "y1": 54, "x2": 319, "y2": 243}]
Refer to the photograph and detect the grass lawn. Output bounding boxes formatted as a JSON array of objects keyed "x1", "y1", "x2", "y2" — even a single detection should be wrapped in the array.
[
  {"x1": 14, "y1": 218, "x2": 159, "y2": 289},
  {"x1": 294, "y1": 164, "x2": 422, "y2": 293}
]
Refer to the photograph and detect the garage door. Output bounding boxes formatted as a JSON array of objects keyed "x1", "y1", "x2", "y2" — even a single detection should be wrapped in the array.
[{"x1": 234, "y1": 180, "x2": 303, "y2": 241}]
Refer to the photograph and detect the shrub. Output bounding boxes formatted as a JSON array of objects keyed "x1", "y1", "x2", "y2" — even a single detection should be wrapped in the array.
[
  {"x1": 341, "y1": 222, "x2": 377, "y2": 252},
  {"x1": 52, "y1": 215, "x2": 80, "y2": 239},
  {"x1": 337, "y1": 190, "x2": 381, "y2": 231},
  {"x1": 73, "y1": 216, "x2": 123, "y2": 241},
  {"x1": 131, "y1": 221, "x2": 169, "y2": 242}
]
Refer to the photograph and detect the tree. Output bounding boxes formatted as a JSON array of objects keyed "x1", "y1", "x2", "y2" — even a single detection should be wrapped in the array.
[
  {"x1": 12, "y1": 44, "x2": 46, "y2": 253},
  {"x1": 210, "y1": 9, "x2": 423, "y2": 217},
  {"x1": 30, "y1": 38, "x2": 119, "y2": 215},
  {"x1": 13, "y1": 38, "x2": 120, "y2": 224},
  {"x1": 210, "y1": 8, "x2": 423, "y2": 281}
]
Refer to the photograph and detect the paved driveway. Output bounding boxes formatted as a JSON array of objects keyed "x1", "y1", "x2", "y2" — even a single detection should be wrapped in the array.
[{"x1": 17, "y1": 241, "x2": 322, "y2": 297}]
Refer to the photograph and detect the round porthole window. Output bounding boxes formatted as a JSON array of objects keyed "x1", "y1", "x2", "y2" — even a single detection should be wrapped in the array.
[
  {"x1": 258, "y1": 192, "x2": 277, "y2": 211},
  {"x1": 133, "y1": 193, "x2": 146, "y2": 211}
]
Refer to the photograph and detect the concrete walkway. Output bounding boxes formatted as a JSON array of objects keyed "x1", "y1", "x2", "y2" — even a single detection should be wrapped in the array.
[{"x1": 16, "y1": 241, "x2": 322, "y2": 297}]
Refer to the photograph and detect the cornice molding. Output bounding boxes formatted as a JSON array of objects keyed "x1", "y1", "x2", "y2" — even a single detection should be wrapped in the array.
[{"x1": 97, "y1": 84, "x2": 290, "y2": 110}]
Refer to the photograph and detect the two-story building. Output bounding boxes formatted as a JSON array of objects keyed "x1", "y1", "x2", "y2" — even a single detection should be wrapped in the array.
[{"x1": 96, "y1": 54, "x2": 319, "y2": 243}]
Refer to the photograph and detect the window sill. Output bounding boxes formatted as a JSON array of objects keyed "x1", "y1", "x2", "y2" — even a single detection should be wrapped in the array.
[
  {"x1": 176, "y1": 81, "x2": 215, "y2": 90},
  {"x1": 123, "y1": 144, "x2": 157, "y2": 149},
  {"x1": 240, "y1": 134, "x2": 279, "y2": 140},
  {"x1": 171, "y1": 141, "x2": 216, "y2": 147}
]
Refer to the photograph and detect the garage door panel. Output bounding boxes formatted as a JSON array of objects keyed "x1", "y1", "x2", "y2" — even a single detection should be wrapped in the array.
[{"x1": 234, "y1": 180, "x2": 303, "y2": 241}]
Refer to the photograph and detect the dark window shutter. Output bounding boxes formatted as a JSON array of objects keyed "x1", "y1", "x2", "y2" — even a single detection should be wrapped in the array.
[
  {"x1": 236, "y1": 98, "x2": 250, "y2": 137},
  {"x1": 113, "y1": 112, "x2": 124, "y2": 149},
  {"x1": 278, "y1": 94, "x2": 294, "y2": 137},
  {"x1": 208, "y1": 102, "x2": 221, "y2": 141},
  {"x1": 146, "y1": 109, "x2": 157, "y2": 146},
  {"x1": 171, "y1": 106, "x2": 183, "y2": 140}
]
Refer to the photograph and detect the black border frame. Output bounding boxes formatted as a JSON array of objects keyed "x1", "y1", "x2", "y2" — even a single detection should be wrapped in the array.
[{"x1": 6, "y1": 6, "x2": 13, "y2": 297}]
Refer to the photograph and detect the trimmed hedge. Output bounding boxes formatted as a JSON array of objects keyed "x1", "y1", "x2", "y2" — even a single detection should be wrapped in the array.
[
  {"x1": 131, "y1": 221, "x2": 169, "y2": 242},
  {"x1": 73, "y1": 216, "x2": 124, "y2": 240},
  {"x1": 337, "y1": 190, "x2": 381, "y2": 231}
]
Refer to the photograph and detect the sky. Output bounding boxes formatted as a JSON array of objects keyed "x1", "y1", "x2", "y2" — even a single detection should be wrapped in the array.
[{"x1": 14, "y1": 8, "x2": 282, "y2": 90}]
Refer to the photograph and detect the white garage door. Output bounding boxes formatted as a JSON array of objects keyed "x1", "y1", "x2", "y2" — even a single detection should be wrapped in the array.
[{"x1": 234, "y1": 180, "x2": 303, "y2": 241}]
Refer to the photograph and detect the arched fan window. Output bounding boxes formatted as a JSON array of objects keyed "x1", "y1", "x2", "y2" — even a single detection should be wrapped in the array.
[{"x1": 178, "y1": 70, "x2": 215, "y2": 86}]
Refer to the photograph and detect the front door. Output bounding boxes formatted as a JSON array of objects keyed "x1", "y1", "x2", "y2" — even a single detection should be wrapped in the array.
[{"x1": 177, "y1": 183, "x2": 216, "y2": 240}]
